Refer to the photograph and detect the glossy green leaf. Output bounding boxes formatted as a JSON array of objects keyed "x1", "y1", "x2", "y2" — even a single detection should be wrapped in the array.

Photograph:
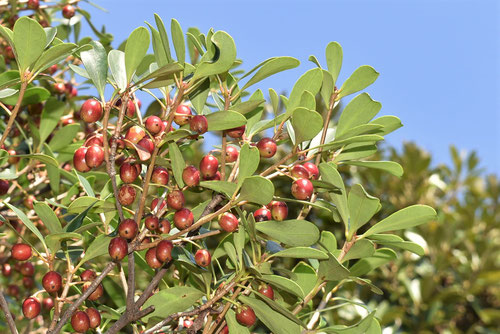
[
  {"x1": 44, "y1": 27, "x2": 57, "y2": 47},
  {"x1": 323, "y1": 134, "x2": 384, "y2": 151},
  {"x1": 370, "y1": 115, "x2": 403, "y2": 135},
  {"x1": 237, "y1": 143, "x2": 259, "y2": 186},
  {"x1": 32, "y1": 42, "x2": 77, "y2": 75},
  {"x1": 142, "y1": 286, "x2": 204, "y2": 321},
  {"x1": 347, "y1": 184, "x2": 380, "y2": 240},
  {"x1": 46, "y1": 232, "x2": 82, "y2": 254},
  {"x1": 333, "y1": 142, "x2": 378, "y2": 162},
  {"x1": 321, "y1": 69, "x2": 334, "y2": 107},
  {"x1": 368, "y1": 234, "x2": 425, "y2": 256},
  {"x1": 17, "y1": 153, "x2": 58, "y2": 167},
  {"x1": 362, "y1": 205, "x2": 437, "y2": 238},
  {"x1": 49, "y1": 124, "x2": 79, "y2": 151},
  {"x1": 239, "y1": 296, "x2": 301, "y2": 334},
  {"x1": 77, "y1": 234, "x2": 111, "y2": 267},
  {"x1": 13, "y1": 17, "x2": 46, "y2": 73},
  {"x1": 260, "y1": 274, "x2": 305, "y2": 299},
  {"x1": 80, "y1": 41, "x2": 107, "y2": 99},
  {"x1": 291, "y1": 107, "x2": 323, "y2": 144},
  {"x1": 342, "y1": 239, "x2": 375, "y2": 262},
  {"x1": 125, "y1": 27, "x2": 150, "y2": 83},
  {"x1": 153, "y1": 14, "x2": 173, "y2": 63},
  {"x1": 255, "y1": 292, "x2": 307, "y2": 327},
  {"x1": 338, "y1": 65, "x2": 379, "y2": 99},
  {"x1": 108, "y1": 49, "x2": 127, "y2": 91},
  {"x1": 344, "y1": 160, "x2": 404, "y2": 177},
  {"x1": 292, "y1": 262, "x2": 317, "y2": 296},
  {"x1": 231, "y1": 99, "x2": 265, "y2": 114},
  {"x1": 270, "y1": 247, "x2": 328, "y2": 260},
  {"x1": 324, "y1": 311, "x2": 376, "y2": 333},
  {"x1": 325, "y1": 41, "x2": 343, "y2": 85},
  {"x1": 33, "y1": 202, "x2": 61, "y2": 234},
  {"x1": 0, "y1": 25, "x2": 14, "y2": 53},
  {"x1": 39, "y1": 98, "x2": 65, "y2": 146},
  {"x1": 239, "y1": 176, "x2": 274, "y2": 205},
  {"x1": 168, "y1": 142, "x2": 185, "y2": 188},
  {"x1": 256, "y1": 220, "x2": 319, "y2": 247},
  {"x1": 135, "y1": 62, "x2": 184, "y2": 87},
  {"x1": 206, "y1": 110, "x2": 246, "y2": 131},
  {"x1": 146, "y1": 23, "x2": 167, "y2": 67},
  {"x1": 0, "y1": 88, "x2": 17, "y2": 98},
  {"x1": 188, "y1": 78, "x2": 210, "y2": 113},
  {"x1": 320, "y1": 231, "x2": 338, "y2": 253},
  {"x1": 199, "y1": 181, "x2": 237, "y2": 198},
  {"x1": 171, "y1": 19, "x2": 185, "y2": 64},
  {"x1": 241, "y1": 56, "x2": 299, "y2": 91},
  {"x1": 5, "y1": 202, "x2": 47, "y2": 251},
  {"x1": 193, "y1": 31, "x2": 236, "y2": 80},
  {"x1": 319, "y1": 163, "x2": 349, "y2": 227},
  {"x1": 336, "y1": 93, "x2": 382, "y2": 138},
  {"x1": 0, "y1": 87, "x2": 50, "y2": 106},
  {"x1": 349, "y1": 248, "x2": 397, "y2": 276},
  {"x1": 318, "y1": 254, "x2": 350, "y2": 281},
  {"x1": 288, "y1": 68, "x2": 323, "y2": 111}
]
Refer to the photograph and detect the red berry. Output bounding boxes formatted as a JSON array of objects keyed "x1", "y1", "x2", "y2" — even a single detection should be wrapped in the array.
[
  {"x1": 71, "y1": 310, "x2": 90, "y2": 332},
  {"x1": 62, "y1": 4, "x2": 75, "y2": 19},
  {"x1": 144, "y1": 215, "x2": 159, "y2": 231},
  {"x1": 20, "y1": 262, "x2": 35, "y2": 276},
  {"x1": 302, "y1": 162, "x2": 319, "y2": 180},
  {"x1": 120, "y1": 162, "x2": 140, "y2": 183},
  {"x1": 23, "y1": 276, "x2": 35, "y2": 289},
  {"x1": 125, "y1": 125, "x2": 146, "y2": 148},
  {"x1": 219, "y1": 212, "x2": 239, "y2": 232},
  {"x1": 2, "y1": 263, "x2": 12, "y2": 276},
  {"x1": 11, "y1": 243, "x2": 32, "y2": 261},
  {"x1": 42, "y1": 271, "x2": 62, "y2": 293},
  {"x1": 145, "y1": 247, "x2": 163, "y2": 269},
  {"x1": 199, "y1": 154, "x2": 218, "y2": 179},
  {"x1": 84, "y1": 134, "x2": 104, "y2": 147},
  {"x1": 73, "y1": 146, "x2": 91, "y2": 172},
  {"x1": 194, "y1": 249, "x2": 211, "y2": 267},
  {"x1": 85, "y1": 144, "x2": 104, "y2": 168},
  {"x1": 167, "y1": 190, "x2": 185, "y2": 210},
  {"x1": 269, "y1": 201, "x2": 288, "y2": 221},
  {"x1": 157, "y1": 219, "x2": 171, "y2": 234},
  {"x1": 253, "y1": 208, "x2": 271, "y2": 222},
  {"x1": 137, "y1": 137, "x2": 155, "y2": 154},
  {"x1": 236, "y1": 305, "x2": 256, "y2": 327},
  {"x1": 0, "y1": 179, "x2": 9, "y2": 195},
  {"x1": 4, "y1": 46, "x2": 15, "y2": 60},
  {"x1": 118, "y1": 219, "x2": 138, "y2": 240},
  {"x1": 145, "y1": 116, "x2": 163, "y2": 135},
  {"x1": 86, "y1": 307, "x2": 101, "y2": 329},
  {"x1": 83, "y1": 282, "x2": 103, "y2": 301},
  {"x1": 291, "y1": 178, "x2": 314, "y2": 200},
  {"x1": 226, "y1": 125, "x2": 245, "y2": 139},
  {"x1": 151, "y1": 166, "x2": 169, "y2": 185},
  {"x1": 80, "y1": 269, "x2": 96, "y2": 281},
  {"x1": 22, "y1": 297, "x2": 41, "y2": 319},
  {"x1": 184, "y1": 319, "x2": 194, "y2": 328},
  {"x1": 7, "y1": 284, "x2": 19, "y2": 297},
  {"x1": 190, "y1": 115, "x2": 208, "y2": 134},
  {"x1": 182, "y1": 165, "x2": 200, "y2": 187},
  {"x1": 221, "y1": 326, "x2": 229, "y2": 334},
  {"x1": 42, "y1": 297, "x2": 54, "y2": 311},
  {"x1": 48, "y1": 64, "x2": 58, "y2": 74},
  {"x1": 174, "y1": 208, "x2": 194, "y2": 230},
  {"x1": 151, "y1": 197, "x2": 166, "y2": 212},
  {"x1": 290, "y1": 164, "x2": 310, "y2": 179},
  {"x1": 174, "y1": 104, "x2": 192, "y2": 125},
  {"x1": 27, "y1": 0, "x2": 39, "y2": 9},
  {"x1": 80, "y1": 99, "x2": 102, "y2": 123},
  {"x1": 7, "y1": 149, "x2": 19, "y2": 164},
  {"x1": 108, "y1": 237, "x2": 128, "y2": 262},
  {"x1": 126, "y1": 99, "x2": 137, "y2": 117},
  {"x1": 156, "y1": 240, "x2": 173, "y2": 263},
  {"x1": 258, "y1": 284, "x2": 274, "y2": 299},
  {"x1": 118, "y1": 184, "x2": 136, "y2": 206},
  {"x1": 53, "y1": 82, "x2": 66, "y2": 94},
  {"x1": 23, "y1": 194, "x2": 35, "y2": 210},
  {"x1": 225, "y1": 146, "x2": 239, "y2": 163},
  {"x1": 257, "y1": 137, "x2": 277, "y2": 158}
]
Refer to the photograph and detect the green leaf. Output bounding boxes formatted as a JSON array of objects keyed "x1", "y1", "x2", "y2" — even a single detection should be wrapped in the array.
[
  {"x1": 64, "y1": 200, "x2": 99, "y2": 232},
  {"x1": 323, "y1": 311, "x2": 376, "y2": 333},
  {"x1": 33, "y1": 202, "x2": 62, "y2": 234},
  {"x1": 0, "y1": 25, "x2": 14, "y2": 53},
  {"x1": 341, "y1": 239, "x2": 375, "y2": 262},
  {"x1": 322, "y1": 134, "x2": 384, "y2": 151},
  {"x1": 292, "y1": 262, "x2": 317, "y2": 295},
  {"x1": 255, "y1": 292, "x2": 307, "y2": 327},
  {"x1": 39, "y1": 98, "x2": 65, "y2": 146},
  {"x1": 320, "y1": 231, "x2": 337, "y2": 253},
  {"x1": 32, "y1": 42, "x2": 77, "y2": 75},
  {"x1": 171, "y1": 19, "x2": 185, "y2": 64},
  {"x1": 270, "y1": 247, "x2": 328, "y2": 260},
  {"x1": 362, "y1": 205, "x2": 437, "y2": 238},
  {"x1": 67, "y1": 196, "x2": 115, "y2": 214},
  {"x1": 108, "y1": 49, "x2": 127, "y2": 92},
  {"x1": 17, "y1": 153, "x2": 58, "y2": 167},
  {"x1": 368, "y1": 234, "x2": 425, "y2": 256},
  {"x1": 46, "y1": 232, "x2": 82, "y2": 254},
  {"x1": 146, "y1": 23, "x2": 168, "y2": 67},
  {"x1": 319, "y1": 163, "x2": 349, "y2": 227},
  {"x1": 0, "y1": 88, "x2": 17, "y2": 98},
  {"x1": 336, "y1": 93, "x2": 382, "y2": 138},
  {"x1": 224, "y1": 241, "x2": 238, "y2": 268},
  {"x1": 0, "y1": 87, "x2": 50, "y2": 106},
  {"x1": 5, "y1": 202, "x2": 47, "y2": 251},
  {"x1": 199, "y1": 181, "x2": 237, "y2": 198},
  {"x1": 206, "y1": 110, "x2": 246, "y2": 131},
  {"x1": 44, "y1": 27, "x2": 57, "y2": 47},
  {"x1": 231, "y1": 99, "x2": 265, "y2": 114},
  {"x1": 288, "y1": 68, "x2": 323, "y2": 111},
  {"x1": 260, "y1": 274, "x2": 305, "y2": 299},
  {"x1": 318, "y1": 254, "x2": 350, "y2": 281},
  {"x1": 239, "y1": 176, "x2": 274, "y2": 205},
  {"x1": 237, "y1": 143, "x2": 259, "y2": 186},
  {"x1": 291, "y1": 107, "x2": 323, "y2": 144},
  {"x1": 193, "y1": 31, "x2": 236, "y2": 80},
  {"x1": 135, "y1": 62, "x2": 184, "y2": 87},
  {"x1": 142, "y1": 286, "x2": 204, "y2": 321},
  {"x1": 349, "y1": 248, "x2": 397, "y2": 276},
  {"x1": 226, "y1": 309, "x2": 251, "y2": 333},
  {"x1": 256, "y1": 220, "x2": 320, "y2": 247},
  {"x1": 241, "y1": 56, "x2": 299, "y2": 91},
  {"x1": 338, "y1": 65, "x2": 379, "y2": 99},
  {"x1": 320, "y1": 69, "x2": 334, "y2": 107},
  {"x1": 188, "y1": 78, "x2": 210, "y2": 113},
  {"x1": 77, "y1": 234, "x2": 111, "y2": 267},
  {"x1": 238, "y1": 296, "x2": 301, "y2": 334},
  {"x1": 347, "y1": 184, "x2": 380, "y2": 240},
  {"x1": 80, "y1": 41, "x2": 107, "y2": 99},
  {"x1": 0, "y1": 149, "x2": 8, "y2": 165},
  {"x1": 13, "y1": 17, "x2": 46, "y2": 73},
  {"x1": 153, "y1": 14, "x2": 173, "y2": 63},
  {"x1": 344, "y1": 160, "x2": 404, "y2": 177},
  {"x1": 168, "y1": 142, "x2": 185, "y2": 188},
  {"x1": 49, "y1": 124, "x2": 79, "y2": 151},
  {"x1": 334, "y1": 142, "x2": 377, "y2": 162},
  {"x1": 125, "y1": 27, "x2": 150, "y2": 83},
  {"x1": 370, "y1": 115, "x2": 403, "y2": 136},
  {"x1": 325, "y1": 41, "x2": 343, "y2": 85}
]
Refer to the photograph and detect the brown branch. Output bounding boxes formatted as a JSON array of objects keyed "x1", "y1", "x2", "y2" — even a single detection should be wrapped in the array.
[
  {"x1": 0, "y1": 81, "x2": 28, "y2": 148},
  {"x1": 0, "y1": 290, "x2": 18, "y2": 334}
]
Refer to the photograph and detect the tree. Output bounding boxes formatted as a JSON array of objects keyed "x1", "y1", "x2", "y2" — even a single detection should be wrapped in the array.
[{"x1": 0, "y1": 2, "x2": 436, "y2": 333}]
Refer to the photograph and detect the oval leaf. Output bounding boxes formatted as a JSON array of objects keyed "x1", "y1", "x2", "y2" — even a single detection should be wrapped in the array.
[{"x1": 256, "y1": 220, "x2": 319, "y2": 247}]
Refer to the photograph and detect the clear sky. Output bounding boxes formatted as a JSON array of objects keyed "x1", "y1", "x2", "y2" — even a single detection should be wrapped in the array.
[{"x1": 79, "y1": 0, "x2": 500, "y2": 174}]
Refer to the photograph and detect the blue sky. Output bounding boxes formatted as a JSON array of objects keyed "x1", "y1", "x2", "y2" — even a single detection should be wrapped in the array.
[{"x1": 79, "y1": 0, "x2": 499, "y2": 174}]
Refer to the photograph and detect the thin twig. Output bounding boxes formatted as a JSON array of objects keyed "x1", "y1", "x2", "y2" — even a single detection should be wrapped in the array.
[{"x1": 0, "y1": 290, "x2": 18, "y2": 334}]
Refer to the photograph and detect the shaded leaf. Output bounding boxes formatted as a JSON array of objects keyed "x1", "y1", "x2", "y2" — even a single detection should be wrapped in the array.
[{"x1": 256, "y1": 220, "x2": 319, "y2": 247}]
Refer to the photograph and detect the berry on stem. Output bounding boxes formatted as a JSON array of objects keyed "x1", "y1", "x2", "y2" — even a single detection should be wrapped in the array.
[
  {"x1": 108, "y1": 237, "x2": 128, "y2": 262},
  {"x1": 118, "y1": 219, "x2": 138, "y2": 240},
  {"x1": 11, "y1": 243, "x2": 32, "y2": 261},
  {"x1": 269, "y1": 201, "x2": 288, "y2": 221},
  {"x1": 144, "y1": 215, "x2": 159, "y2": 231},
  {"x1": 253, "y1": 208, "x2": 271, "y2": 222},
  {"x1": 194, "y1": 249, "x2": 211, "y2": 267},
  {"x1": 303, "y1": 162, "x2": 319, "y2": 180},
  {"x1": 174, "y1": 104, "x2": 192, "y2": 125},
  {"x1": 167, "y1": 190, "x2": 185, "y2": 210},
  {"x1": 182, "y1": 165, "x2": 200, "y2": 187},
  {"x1": 258, "y1": 284, "x2": 274, "y2": 299},
  {"x1": 236, "y1": 305, "x2": 257, "y2": 327},
  {"x1": 291, "y1": 178, "x2": 314, "y2": 200},
  {"x1": 226, "y1": 125, "x2": 245, "y2": 139},
  {"x1": 86, "y1": 307, "x2": 101, "y2": 329},
  {"x1": 42, "y1": 271, "x2": 62, "y2": 294},
  {"x1": 22, "y1": 297, "x2": 41, "y2": 319},
  {"x1": 156, "y1": 240, "x2": 173, "y2": 263},
  {"x1": 80, "y1": 99, "x2": 103, "y2": 123},
  {"x1": 73, "y1": 146, "x2": 91, "y2": 172},
  {"x1": 290, "y1": 164, "x2": 310, "y2": 179},
  {"x1": 190, "y1": 115, "x2": 208, "y2": 134},
  {"x1": 174, "y1": 208, "x2": 194, "y2": 230},
  {"x1": 125, "y1": 125, "x2": 146, "y2": 148},
  {"x1": 257, "y1": 137, "x2": 277, "y2": 158},
  {"x1": 219, "y1": 212, "x2": 239, "y2": 232},
  {"x1": 62, "y1": 4, "x2": 76, "y2": 19},
  {"x1": 120, "y1": 162, "x2": 139, "y2": 184},
  {"x1": 145, "y1": 247, "x2": 163, "y2": 269},
  {"x1": 118, "y1": 184, "x2": 136, "y2": 206},
  {"x1": 145, "y1": 116, "x2": 163, "y2": 135},
  {"x1": 71, "y1": 310, "x2": 90, "y2": 333},
  {"x1": 199, "y1": 154, "x2": 219, "y2": 179},
  {"x1": 85, "y1": 145, "x2": 104, "y2": 168},
  {"x1": 225, "y1": 145, "x2": 239, "y2": 163},
  {"x1": 157, "y1": 219, "x2": 171, "y2": 234},
  {"x1": 151, "y1": 166, "x2": 169, "y2": 185}
]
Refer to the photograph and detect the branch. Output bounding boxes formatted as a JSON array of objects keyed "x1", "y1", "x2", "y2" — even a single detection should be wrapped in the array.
[
  {"x1": 0, "y1": 81, "x2": 28, "y2": 148},
  {"x1": 0, "y1": 290, "x2": 18, "y2": 334}
]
